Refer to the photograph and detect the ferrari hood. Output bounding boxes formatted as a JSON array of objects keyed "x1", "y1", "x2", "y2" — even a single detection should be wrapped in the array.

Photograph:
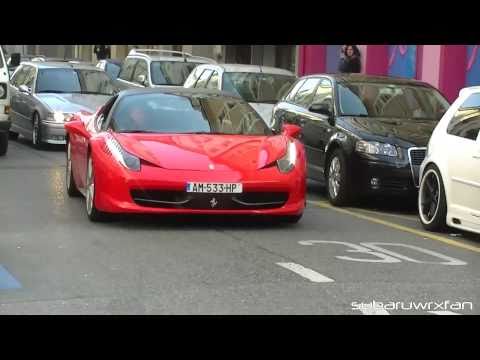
[{"x1": 113, "y1": 133, "x2": 288, "y2": 171}]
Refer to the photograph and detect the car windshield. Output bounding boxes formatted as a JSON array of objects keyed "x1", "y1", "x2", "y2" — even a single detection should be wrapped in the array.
[
  {"x1": 36, "y1": 68, "x2": 115, "y2": 95},
  {"x1": 150, "y1": 61, "x2": 200, "y2": 86},
  {"x1": 111, "y1": 93, "x2": 272, "y2": 136},
  {"x1": 222, "y1": 72, "x2": 297, "y2": 104},
  {"x1": 338, "y1": 82, "x2": 450, "y2": 120}
]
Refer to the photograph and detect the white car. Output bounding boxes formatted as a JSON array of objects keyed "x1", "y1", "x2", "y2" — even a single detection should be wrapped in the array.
[
  {"x1": 183, "y1": 63, "x2": 297, "y2": 126},
  {"x1": 418, "y1": 86, "x2": 480, "y2": 234}
]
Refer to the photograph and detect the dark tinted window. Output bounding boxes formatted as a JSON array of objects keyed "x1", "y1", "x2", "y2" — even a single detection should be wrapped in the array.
[
  {"x1": 150, "y1": 61, "x2": 199, "y2": 86},
  {"x1": 194, "y1": 69, "x2": 212, "y2": 89},
  {"x1": 292, "y1": 78, "x2": 319, "y2": 107},
  {"x1": 118, "y1": 58, "x2": 137, "y2": 81},
  {"x1": 222, "y1": 72, "x2": 297, "y2": 103},
  {"x1": 36, "y1": 68, "x2": 114, "y2": 95},
  {"x1": 337, "y1": 82, "x2": 449, "y2": 120},
  {"x1": 447, "y1": 94, "x2": 480, "y2": 141},
  {"x1": 111, "y1": 93, "x2": 272, "y2": 135},
  {"x1": 311, "y1": 78, "x2": 333, "y2": 112},
  {"x1": 285, "y1": 79, "x2": 305, "y2": 102}
]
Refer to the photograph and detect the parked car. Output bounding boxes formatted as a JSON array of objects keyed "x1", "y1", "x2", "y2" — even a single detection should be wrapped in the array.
[
  {"x1": 272, "y1": 73, "x2": 450, "y2": 206},
  {"x1": 184, "y1": 64, "x2": 296, "y2": 126},
  {"x1": 8, "y1": 61, "x2": 115, "y2": 148},
  {"x1": 96, "y1": 59, "x2": 122, "y2": 80},
  {"x1": 114, "y1": 49, "x2": 216, "y2": 91},
  {"x1": 0, "y1": 45, "x2": 15, "y2": 155},
  {"x1": 418, "y1": 86, "x2": 480, "y2": 235},
  {"x1": 64, "y1": 87, "x2": 306, "y2": 222}
]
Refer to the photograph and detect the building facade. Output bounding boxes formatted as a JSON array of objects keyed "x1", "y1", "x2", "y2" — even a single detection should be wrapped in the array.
[{"x1": 297, "y1": 45, "x2": 480, "y2": 102}]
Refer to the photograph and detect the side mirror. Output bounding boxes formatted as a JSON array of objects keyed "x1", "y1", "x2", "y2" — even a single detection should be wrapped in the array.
[
  {"x1": 64, "y1": 119, "x2": 91, "y2": 139},
  {"x1": 309, "y1": 103, "x2": 335, "y2": 126},
  {"x1": 282, "y1": 123, "x2": 302, "y2": 139},
  {"x1": 10, "y1": 53, "x2": 21, "y2": 67},
  {"x1": 137, "y1": 74, "x2": 148, "y2": 86},
  {"x1": 18, "y1": 85, "x2": 31, "y2": 94}
]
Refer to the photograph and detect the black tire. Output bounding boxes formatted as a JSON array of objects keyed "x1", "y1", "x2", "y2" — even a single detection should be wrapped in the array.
[
  {"x1": 85, "y1": 154, "x2": 109, "y2": 222},
  {"x1": 418, "y1": 164, "x2": 447, "y2": 231},
  {"x1": 32, "y1": 113, "x2": 44, "y2": 149},
  {"x1": 280, "y1": 213, "x2": 303, "y2": 224},
  {"x1": 8, "y1": 131, "x2": 19, "y2": 140},
  {"x1": 0, "y1": 132, "x2": 8, "y2": 156},
  {"x1": 65, "y1": 141, "x2": 81, "y2": 197},
  {"x1": 326, "y1": 148, "x2": 353, "y2": 206}
]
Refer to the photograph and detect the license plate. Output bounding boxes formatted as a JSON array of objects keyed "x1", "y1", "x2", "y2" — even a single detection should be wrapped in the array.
[{"x1": 186, "y1": 182, "x2": 243, "y2": 194}]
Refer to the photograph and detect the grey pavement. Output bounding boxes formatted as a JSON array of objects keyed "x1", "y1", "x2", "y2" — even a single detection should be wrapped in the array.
[{"x1": 0, "y1": 137, "x2": 479, "y2": 314}]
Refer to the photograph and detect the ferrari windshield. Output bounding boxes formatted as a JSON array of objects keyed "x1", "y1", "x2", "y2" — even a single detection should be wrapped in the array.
[
  {"x1": 222, "y1": 72, "x2": 297, "y2": 103},
  {"x1": 338, "y1": 82, "x2": 450, "y2": 120},
  {"x1": 111, "y1": 93, "x2": 272, "y2": 135}
]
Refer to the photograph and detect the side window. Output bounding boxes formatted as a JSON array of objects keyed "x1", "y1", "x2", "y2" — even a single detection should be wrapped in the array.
[
  {"x1": 195, "y1": 69, "x2": 213, "y2": 89},
  {"x1": 292, "y1": 78, "x2": 320, "y2": 108},
  {"x1": 23, "y1": 66, "x2": 36, "y2": 90},
  {"x1": 11, "y1": 66, "x2": 28, "y2": 88},
  {"x1": 205, "y1": 71, "x2": 219, "y2": 90},
  {"x1": 285, "y1": 79, "x2": 306, "y2": 102},
  {"x1": 447, "y1": 93, "x2": 480, "y2": 141},
  {"x1": 118, "y1": 58, "x2": 138, "y2": 82},
  {"x1": 132, "y1": 60, "x2": 149, "y2": 86},
  {"x1": 184, "y1": 67, "x2": 204, "y2": 88},
  {"x1": 310, "y1": 78, "x2": 334, "y2": 112}
]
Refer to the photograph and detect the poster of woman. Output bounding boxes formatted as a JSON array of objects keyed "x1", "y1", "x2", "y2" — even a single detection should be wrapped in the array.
[{"x1": 388, "y1": 45, "x2": 417, "y2": 79}]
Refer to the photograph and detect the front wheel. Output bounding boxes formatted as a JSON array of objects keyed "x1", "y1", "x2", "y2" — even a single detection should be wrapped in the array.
[
  {"x1": 0, "y1": 132, "x2": 8, "y2": 156},
  {"x1": 32, "y1": 113, "x2": 44, "y2": 149},
  {"x1": 85, "y1": 154, "x2": 109, "y2": 222},
  {"x1": 418, "y1": 165, "x2": 447, "y2": 231},
  {"x1": 66, "y1": 141, "x2": 81, "y2": 197},
  {"x1": 326, "y1": 149, "x2": 353, "y2": 206}
]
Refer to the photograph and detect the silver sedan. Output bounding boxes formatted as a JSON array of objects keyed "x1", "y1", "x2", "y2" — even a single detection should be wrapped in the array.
[{"x1": 8, "y1": 61, "x2": 115, "y2": 147}]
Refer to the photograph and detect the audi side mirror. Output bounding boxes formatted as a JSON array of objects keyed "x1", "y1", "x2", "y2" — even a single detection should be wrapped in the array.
[{"x1": 309, "y1": 103, "x2": 335, "y2": 126}]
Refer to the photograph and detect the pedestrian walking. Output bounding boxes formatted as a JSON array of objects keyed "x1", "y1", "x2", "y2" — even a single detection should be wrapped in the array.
[{"x1": 338, "y1": 45, "x2": 361, "y2": 73}]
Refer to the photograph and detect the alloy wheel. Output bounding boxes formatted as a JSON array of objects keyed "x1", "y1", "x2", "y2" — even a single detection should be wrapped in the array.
[
  {"x1": 328, "y1": 157, "x2": 341, "y2": 199},
  {"x1": 86, "y1": 157, "x2": 95, "y2": 215},
  {"x1": 419, "y1": 169, "x2": 441, "y2": 224},
  {"x1": 32, "y1": 116, "x2": 39, "y2": 145}
]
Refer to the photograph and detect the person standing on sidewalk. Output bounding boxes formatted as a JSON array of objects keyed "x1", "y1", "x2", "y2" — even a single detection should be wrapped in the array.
[
  {"x1": 94, "y1": 45, "x2": 111, "y2": 61},
  {"x1": 338, "y1": 45, "x2": 361, "y2": 73}
]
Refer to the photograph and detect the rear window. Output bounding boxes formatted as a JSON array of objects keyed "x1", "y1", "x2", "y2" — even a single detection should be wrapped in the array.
[{"x1": 150, "y1": 61, "x2": 200, "y2": 86}]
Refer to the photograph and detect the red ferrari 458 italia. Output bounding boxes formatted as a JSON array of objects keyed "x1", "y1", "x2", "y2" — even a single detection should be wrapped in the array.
[{"x1": 64, "y1": 88, "x2": 306, "y2": 222}]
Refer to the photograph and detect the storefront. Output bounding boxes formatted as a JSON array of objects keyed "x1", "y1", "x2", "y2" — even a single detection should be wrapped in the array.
[{"x1": 297, "y1": 45, "x2": 480, "y2": 102}]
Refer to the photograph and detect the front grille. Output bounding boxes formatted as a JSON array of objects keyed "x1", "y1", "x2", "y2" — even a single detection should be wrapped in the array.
[
  {"x1": 408, "y1": 147, "x2": 427, "y2": 187},
  {"x1": 130, "y1": 189, "x2": 289, "y2": 210},
  {"x1": 409, "y1": 148, "x2": 427, "y2": 166}
]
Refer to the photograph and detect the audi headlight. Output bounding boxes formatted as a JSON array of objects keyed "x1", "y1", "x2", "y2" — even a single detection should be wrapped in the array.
[
  {"x1": 105, "y1": 136, "x2": 141, "y2": 171},
  {"x1": 277, "y1": 140, "x2": 297, "y2": 173},
  {"x1": 355, "y1": 140, "x2": 398, "y2": 157}
]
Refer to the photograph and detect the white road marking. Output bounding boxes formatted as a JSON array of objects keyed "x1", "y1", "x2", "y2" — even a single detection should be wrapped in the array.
[
  {"x1": 356, "y1": 305, "x2": 390, "y2": 315},
  {"x1": 428, "y1": 311, "x2": 462, "y2": 315},
  {"x1": 276, "y1": 262, "x2": 335, "y2": 283}
]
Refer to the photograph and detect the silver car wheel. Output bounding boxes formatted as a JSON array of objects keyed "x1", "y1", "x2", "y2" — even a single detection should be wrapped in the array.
[
  {"x1": 32, "y1": 115, "x2": 39, "y2": 145},
  {"x1": 328, "y1": 157, "x2": 341, "y2": 199},
  {"x1": 66, "y1": 142, "x2": 72, "y2": 185},
  {"x1": 86, "y1": 157, "x2": 95, "y2": 215}
]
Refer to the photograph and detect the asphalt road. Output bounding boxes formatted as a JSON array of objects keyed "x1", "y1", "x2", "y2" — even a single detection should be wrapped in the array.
[{"x1": 0, "y1": 137, "x2": 479, "y2": 314}]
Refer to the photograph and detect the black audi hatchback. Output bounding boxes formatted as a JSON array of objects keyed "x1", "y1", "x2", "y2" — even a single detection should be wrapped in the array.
[{"x1": 272, "y1": 74, "x2": 450, "y2": 206}]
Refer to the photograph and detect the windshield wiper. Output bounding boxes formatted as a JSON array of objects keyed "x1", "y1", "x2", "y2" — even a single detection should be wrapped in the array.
[{"x1": 117, "y1": 130, "x2": 162, "y2": 134}]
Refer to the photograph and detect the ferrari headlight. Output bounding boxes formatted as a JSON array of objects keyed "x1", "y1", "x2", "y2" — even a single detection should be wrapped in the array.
[
  {"x1": 105, "y1": 136, "x2": 140, "y2": 171},
  {"x1": 277, "y1": 140, "x2": 297, "y2": 173},
  {"x1": 355, "y1": 140, "x2": 398, "y2": 157}
]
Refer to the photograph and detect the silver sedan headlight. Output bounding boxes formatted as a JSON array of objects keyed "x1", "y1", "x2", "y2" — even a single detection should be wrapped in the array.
[
  {"x1": 355, "y1": 140, "x2": 398, "y2": 157},
  {"x1": 46, "y1": 111, "x2": 72, "y2": 123}
]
